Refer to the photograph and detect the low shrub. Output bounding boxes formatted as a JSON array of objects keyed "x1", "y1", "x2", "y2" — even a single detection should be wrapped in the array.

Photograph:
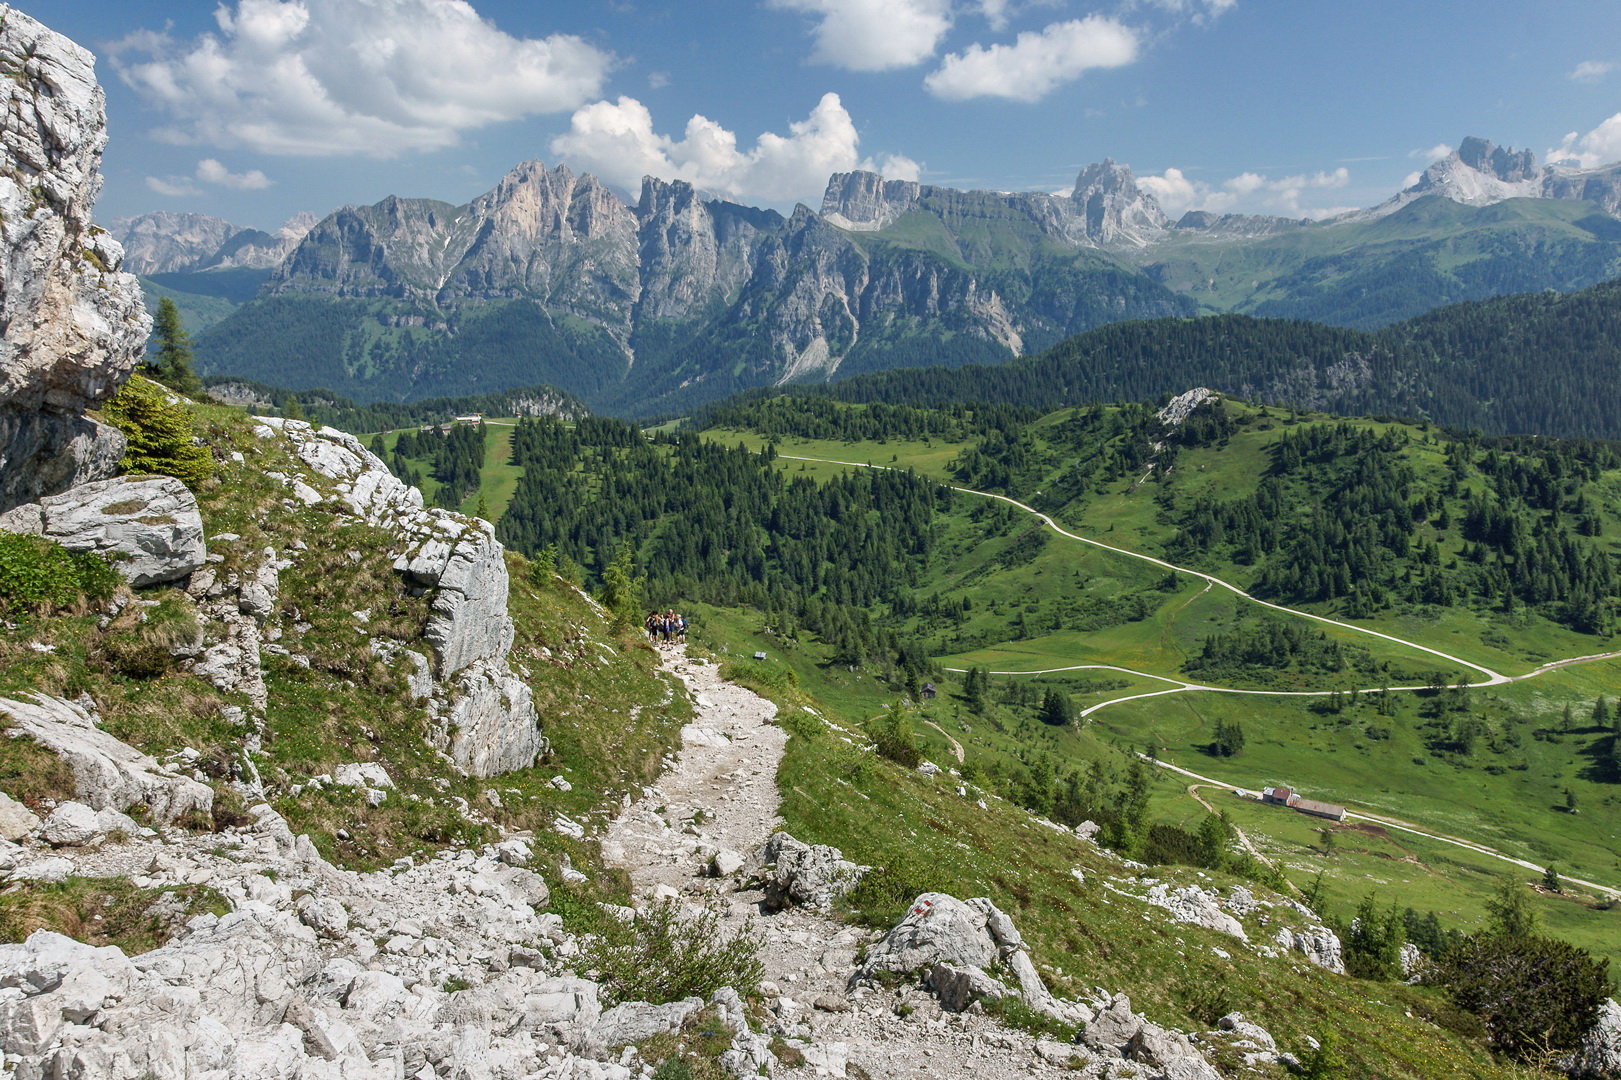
[
  {"x1": 580, "y1": 899, "x2": 763, "y2": 1006},
  {"x1": 0, "y1": 533, "x2": 119, "y2": 614},
  {"x1": 867, "y1": 705, "x2": 921, "y2": 769},
  {"x1": 1434, "y1": 932, "x2": 1611, "y2": 1060}
]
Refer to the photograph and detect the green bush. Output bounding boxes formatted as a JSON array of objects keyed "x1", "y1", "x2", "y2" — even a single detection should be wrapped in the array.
[
  {"x1": 100, "y1": 377, "x2": 215, "y2": 488},
  {"x1": 719, "y1": 657, "x2": 798, "y2": 699},
  {"x1": 0, "y1": 533, "x2": 118, "y2": 613},
  {"x1": 867, "y1": 704, "x2": 921, "y2": 768},
  {"x1": 1435, "y1": 932, "x2": 1611, "y2": 1060},
  {"x1": 580, "y1": 899, "x2": 763, "y2": 1006}
]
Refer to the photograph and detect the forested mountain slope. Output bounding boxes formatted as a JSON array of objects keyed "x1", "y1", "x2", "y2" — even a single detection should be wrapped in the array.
[{"x1": 727, "y1": 278, "x2": 1621, "y2": 438}]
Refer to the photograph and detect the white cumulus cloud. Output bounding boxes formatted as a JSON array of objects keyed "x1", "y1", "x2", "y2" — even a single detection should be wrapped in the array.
[
  {"x1": 771, "y1": 0, "x2": 953, "y2": 71},
  {"x1": 1137, "y1": 165, "x2": 1351, "y2": 219},
  {"x1": 924, "y1": 16, "x2": 1139, "y2": 102},
  {"x1": 1409, "y1": 143, "x2": 1453, "y2": 161},
  {"x1": 112, "y1": 0, "x2": 613, "y2": 157},
  {"x1": 1136, "y1": 168, "x2": 1232, "y2": 216},
  {"x1": 551, "y1": 93, "x2": 917, "y2": 205},
  {"x1": 1570, "y1": 60, "x2": 1615, "y2": 83},
  {"x1": 196, "y1": 158, "x2": 273, "y2": 189},
  {"x1": 146, "y1": 158, "x2": 276, "y2": 197},
  {"x1": 145, "y1": 175, "x2": 202, "y2": 198},
  {"x1": 1551, "y1": 113, "x2": 1621, "y2": 168}
]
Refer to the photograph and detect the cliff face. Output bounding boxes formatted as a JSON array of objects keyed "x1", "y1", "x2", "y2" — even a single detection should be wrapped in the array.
[{"x1": 0, "y1": 5, "x2": 149, "y2": 510}]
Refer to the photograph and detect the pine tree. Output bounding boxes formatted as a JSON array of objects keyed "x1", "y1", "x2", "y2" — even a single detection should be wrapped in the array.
[
  {"x1": 599, "y1": 542, "x2": 645, "y2": 634},
  {"x1": 145, "y1": 297, "x2": 201, "y2": 395},
  {"x1": 1038, "y1": 688, "x2": 1073, "y2": 726},
  {"x1": 1484, "y1": 876, "x2": 1537, "y2": 938},
  {"x1": 101, "y1": 377, "x2": 215, "y2": 488},
  {"x1": 1593, "y1": 696, "x2": 1611, "y2": 727}
]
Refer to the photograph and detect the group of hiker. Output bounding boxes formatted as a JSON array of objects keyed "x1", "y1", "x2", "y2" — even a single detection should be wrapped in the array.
[{"x1": 645, "y1": 609, "x2": 688, "y2": 645}]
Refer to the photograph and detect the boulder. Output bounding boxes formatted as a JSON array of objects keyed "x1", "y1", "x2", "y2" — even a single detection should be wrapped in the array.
[
  {"x1": 514, "y1": 977, "x2": 602, "y2": 1043},
  {"x1": 855, "y1": 893, "x2": 998, "y2": 977},
  {"x1": 711, "y1": 848, "x2": 745, "y2": 877},
  {"x1": 494, "y1": 838, "x2": 533, "y2": 867},
  {"x1": 0, "y1": 694, "x2": 212, "y2": 823},
  {"x1": 0, "y1": 7, "x2": 148, "y2": 514},
  {"x1": 1217, "y1": 1012, "x2": 1276, "y2": 1053},
  {"x1": 40, "y1": 800, "x2": 102, "y2": 846},
  {"x1": 1274, "y1": 925, "x2": 1345, "y2": 974},
  {"x1": 332, "y1": 762, "x2": 393, "y2": 790},
  {"x1": 588, "y1": 997, "x2": 703, "y2": 1048},
  {"x1": 0, "y1": 475, "x2": 206, "y2": 586},
  {"x1": 760, "y1": 832, "x2": 866, "y2": 913},
  {"x1": 1082, "y1": 996, "x2": 1144, "y2": 1054},
  {"x1": 0, "y1": 792, "x2": 40, "y2": 841},
  {"x1": 298, "y1": 898, "x2": 350, "y2": 940}
]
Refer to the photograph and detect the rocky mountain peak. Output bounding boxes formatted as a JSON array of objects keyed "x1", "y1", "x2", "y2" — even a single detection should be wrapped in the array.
[
  {"x1": 819, "y1": 171, "x2": 922, "y2": 231},
  {"x1": 1070, "y1": 158, "x2": 1169, "y2": 246},
  {"x1": 1456, "y1": 136, "x2": 1538, "y2": 183},
  {"x1": 1348, "y1": 133, "x2": 1621, "y2": 221}
]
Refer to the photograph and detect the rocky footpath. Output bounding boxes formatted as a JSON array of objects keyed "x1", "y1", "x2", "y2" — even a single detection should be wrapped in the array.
[
  {"x1": 592, "y1": 650, "x2": 1293, "y2": 1080},
  {"x1": 0, "y1": 4, "x2": 148, "y2": 512}
]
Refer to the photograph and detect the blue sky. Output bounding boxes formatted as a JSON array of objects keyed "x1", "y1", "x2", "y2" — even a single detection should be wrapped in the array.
[{"x1": 35, "y1": 0, "x2": 1621, "y2": 231}]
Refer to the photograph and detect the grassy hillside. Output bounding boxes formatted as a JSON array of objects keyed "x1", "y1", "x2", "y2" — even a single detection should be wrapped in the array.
[
  {"x1": 1135, "y1": 195, "x2": 1621, "y2": 327},
  {"x1": 1, "y1": 398, "x2": 691, "y2": 880},
  {"x1": 674, "y1": 397, "x2": 1621, "y2": 967}
]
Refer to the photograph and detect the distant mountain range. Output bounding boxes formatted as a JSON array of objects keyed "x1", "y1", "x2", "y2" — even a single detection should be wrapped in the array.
[
  {"x1": 113, "y1": 210, "x2": 319, "y2": 275},
  {"x1": 118, "y1": 136, "x2": 1621, "y2": 415}
]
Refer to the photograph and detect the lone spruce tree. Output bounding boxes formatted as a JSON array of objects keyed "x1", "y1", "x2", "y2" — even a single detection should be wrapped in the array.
[{"x1": 146, "y1": 297, "x2": 201, "y2": 395}]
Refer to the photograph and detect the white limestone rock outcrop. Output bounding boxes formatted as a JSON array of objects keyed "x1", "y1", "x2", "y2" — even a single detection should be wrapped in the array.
[
  {"x1": 1270, "y1": 921, "x2": 1348, "y2": 972},
  {"x1": 857, "y1": 892, "x2": 1090, "y2": 1027},
  {"x1": 0, "y1": 694, "x2": 212, "y2": 823},
  {"x1": 1143, "y1": 883, "x2": 1247, "y2": 941},
  {"x1": 0, "y1": 6, "x2": 149, "y2": 512},
  {"x1": 0, "y1": 801, "x2": 679, "y2": 1080},
  {"x1": 0, "y1": 474, "x2": 206, "y2": 585},
  {"x1": 1156, "y1": 388, "x2": 1219, "y2": 428},
  {"x1": 758, "y1": 832, "x2": 866, "y2": 913},
  {"x1": 248, "y1": 417, "x2": 544, "y2": 778}
]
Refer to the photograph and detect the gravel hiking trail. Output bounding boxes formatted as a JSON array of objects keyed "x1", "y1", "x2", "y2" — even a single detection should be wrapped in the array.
[{"x1": 601, "y1": 649, "x2": 1087, "y2": 1079}]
